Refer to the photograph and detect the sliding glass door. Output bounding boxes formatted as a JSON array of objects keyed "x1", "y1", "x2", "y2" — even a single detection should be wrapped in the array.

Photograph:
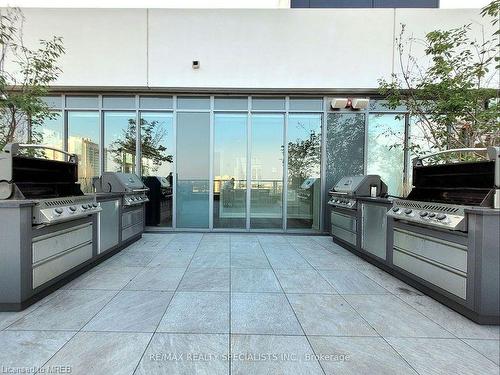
[
  {"x1": 176, "y1": 112, "x2": 210, "y2": 228},
  {"x1": 213, "y1": 113, "x2": 247, "y2": 229},
  {"x1": 141, "y1": 112, "x2": 174, "y2": 227},
  {"x1": 286, "y1": 114, "x2": 322, "y2": 230},
  {"x1": 250, "y1": 114, "x2": 284, "y2": 229}
]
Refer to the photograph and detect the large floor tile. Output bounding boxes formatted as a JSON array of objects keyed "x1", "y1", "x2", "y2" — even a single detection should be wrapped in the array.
[
  {"x1": 260, "y1": 243, "x2": 296, "y2": 253},
  {"x1": 83, "y1": 290, "x2": 172, "y2": 332},
  {"x1": 105, "y1": 250, "x2": 157, "y2": 267},
  {"x1": 0, "y1": 330, "x2": 74, "y2": 370},
  {"x1": 157, "y1": 292, "x2": 229, "y2": 334},
  {"x1": 8, "y1": 290, "x2": 116, "y2": 331},
  {"x1": 0, "y1": 299, "x2": 49, "y2": 330},
  {"x1": 42, "y1": 331, "x2": 152, "y2": 375},
  {"x1": 398, "y1": 294, "x2": 500, "y2": 339},
  {"x1": 231, "y1": 334, "x2": 323, "y2": 375},
  {"x1": 162, "y1": 238, "x2": 199, "y2": 252},
  {"x1": 309, "y1": 336, "x2": 418, "y2": 375},
  {"x1": 231, "y1": 269, "x2": 281, "y2": 292},
  {"x1": 178, "y1": 268, "x2": 230, "y2": 292},
  {"x1": 345, "y1": 295, "x2": 453, "y2": 338},
  {"x1": 312, "y1": 238, "x2": 356, "y2": 256},
  {"x1": 148, "y1": 253, "x2": 193, "y2": 268},
  {"x1": 124, "y1": 267, "x2": 186, "y2": 291},
  {"x1": 64, "y1": 265, "x2": 142, "y2": 290},
  {"x1": 463, "y1": 339, "x2": 500, "y2": 365},
  {"x1": 287, "y1": 294, "x2": 376, "y2": 336},
  {"x1": 230, "y1": 249, "x2": 271, "y2": 269},
  {"x1": 320, "y1": 270, "x2": 389, "y2": 295},
  {"x1": 359, "y1": 268, "x2": 422, "y2": 296},
  {"x1": 231, "y1": 293, "x2": 302, "y2": 335},
  {"x1": 275, "y1": 269, "x2": 337, "y2": 294},
  {"x1": 135, "y1": 333, "x2": 229, "y2": 375},
  {"x1": 257, "y1": 235, "x2": 288, "y2": 244},
  {"x1": 387, "y1": 337, "x2": 500, "y2": 375},
  {"x1": 305, "y1": 253, "x2": 358, "y2": 270},
  {"x1": 264, "y1": 251, "x2": 313, "y2": 270},
  {"x1": 197, "y1": 241, "x2": 230, "y2": 252},
  {"x1": 230, "y1": 241, "x2": 261, "y2": 252},
  {"x1": 342, "y1": 256, "x2": 381, "y2": 272},
  {"x1": 189, "y1": 252, "x2": 230, "y2": 268}
]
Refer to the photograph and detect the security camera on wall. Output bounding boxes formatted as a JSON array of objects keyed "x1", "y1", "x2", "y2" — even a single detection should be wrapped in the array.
[{"x1": 330, "y1": 98, "x2": 349, "y2": 109}]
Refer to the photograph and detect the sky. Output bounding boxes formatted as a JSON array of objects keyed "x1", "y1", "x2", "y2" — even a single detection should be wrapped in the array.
[{"x1": 0, "y1": 0, "x2": 493, "y2": 8}]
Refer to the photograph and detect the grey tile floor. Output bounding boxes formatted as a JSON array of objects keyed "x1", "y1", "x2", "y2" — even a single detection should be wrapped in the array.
[{"x1": 1, "y1": 233, "x2": 499, "y2": 375}]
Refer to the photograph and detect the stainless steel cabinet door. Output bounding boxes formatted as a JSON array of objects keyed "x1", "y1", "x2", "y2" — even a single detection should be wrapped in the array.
[
  {"x1": 98, "y1": 200, "x2": 120, "y2": 253},
  {"x1": 361, "y1": 203, "x2": 387, "y2": 260}
]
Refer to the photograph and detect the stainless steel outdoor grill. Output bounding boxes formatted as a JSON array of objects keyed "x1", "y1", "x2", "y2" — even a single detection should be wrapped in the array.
[
  {"x1": 0, "y1": 143, "x2": 101, "y2": 225},
  {"x1": 93, "y1": 172, "x2": 149, "y2": 206},
  {"x1": 387, "y1": 147, "x2": 499, "y2": 232},
  {"x1": 328, "y1": 175, "x2": 388, "y2": 210}
]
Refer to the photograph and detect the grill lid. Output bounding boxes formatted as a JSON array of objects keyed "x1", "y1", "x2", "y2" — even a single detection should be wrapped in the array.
[
  {"x1": 0, "y1": 143, "x2": 83, "y2": 200},
  {"x1": 407, "y1": 147, "x2": 498, "y2": 207},
  {"x1": 330, "y1": 175, "x2": 387, "y2": 197}
]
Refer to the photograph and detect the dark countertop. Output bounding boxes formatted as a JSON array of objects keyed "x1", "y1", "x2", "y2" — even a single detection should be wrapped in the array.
[
  {"x1": 0, "y1": 200, "x2": 36, "y2": 208},
  {"x1": 464, "y1": 207, "x2": 500, "y2": 216}
]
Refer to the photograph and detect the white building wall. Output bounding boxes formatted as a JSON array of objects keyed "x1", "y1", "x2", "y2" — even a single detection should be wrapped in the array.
[{"x1": 5, "y1": 7, "x2": 494, "y2": 91}]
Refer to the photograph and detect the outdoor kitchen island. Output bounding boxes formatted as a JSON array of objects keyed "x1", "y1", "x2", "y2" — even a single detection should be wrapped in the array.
[
  {"x1": 0, "y1": 144, "x2": 146, "y2": 312},
  {"x1": 329, "y1": 148, "x2": 500, "y2": 324}
]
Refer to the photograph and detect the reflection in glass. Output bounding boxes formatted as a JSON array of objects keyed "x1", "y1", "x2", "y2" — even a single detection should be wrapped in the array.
[
  {"x1": 214, "y1": 97, "x2": 248, "y2": 111},
  {"x1": 104, "y1": 112, "x2": 136, "y2": 173},
  {"x1": 407, "y1": 116, "x2": 439, "y2": 193},
  {"x1": 141, "y1": 112, "x2": 174, "y2": 227},
  {"x1": 252, "y1": 97, "x2": 285, "y2": 111},
  {"x1": 177, "y1": 97, "x2": 210, "y2": 110},
  {"x1": 66, "y1": 96, "x2": 98, "y2": 109},
  {"x1": 287, "y1": 114, "x2": 322, "y2": 230},
  {"x1": 250, "y1": 114, "x2": 284, "y2": 229},
  {"x1": 68, "y1": 111, "x2": 100, "y2": 193},
  {"x1": 367, "y1": 114, "x2": 405, "y2": 196},
  {"x1": 139, "y1": 96, "x2": 173, "y2": 110},
  {"x1": 102, "y1": 96, "x2": 135, "y2": 109},
  {"x1": 289, "y1": 98, "x2": 323, "y2": 112},
  {"x1": 176, "y1": 112, "x2": 210, "y2": 228},
  {"x1": 325, "y1": 113, "x2": 365, "y2": 228},
  {"x1": 35, "y1": 112, "x2": 64, "y2": 160},
  {"x1": 213, "y1": 113, "x2": 247, "y2": 228}
]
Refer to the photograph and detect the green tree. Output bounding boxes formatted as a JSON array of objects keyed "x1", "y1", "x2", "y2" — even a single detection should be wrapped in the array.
[
  {"x1": 0, "y1": 8, "x2": 65, "y2": 150},
  {"x1": 109, "y1": 117, "x2": 172, "y2": 174},
  {"x1": 378, "y1": 1, "x2": 499, "y2": 160}
]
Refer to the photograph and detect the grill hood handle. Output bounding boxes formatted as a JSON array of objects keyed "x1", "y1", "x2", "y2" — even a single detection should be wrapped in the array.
[
  {"x1": 412, "y1": 148, "x2": 489, "y2": 167},
  {"x1": 3, "y1": 143, "x2": 78, "y2": 164}
]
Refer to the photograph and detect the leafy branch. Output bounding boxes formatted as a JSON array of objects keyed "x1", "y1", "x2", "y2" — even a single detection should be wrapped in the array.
[
  {"x1": 378, "y1": 1, "x2": 499, "y2": 161},
  {"x1": 0, "y1": 7, "x2": 65, "y2": 150}
]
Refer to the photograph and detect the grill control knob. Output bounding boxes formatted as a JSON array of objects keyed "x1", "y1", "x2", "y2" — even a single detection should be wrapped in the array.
[
  {"x1": 92, "y1": 203, "x2": 98, "y2": 208},
  {"x1": 436, "y1": 213, "x2": 447, "y2": 221},
  {"x1": 54, "y1": 208, "x2": 63, "y2": 215},
  {"x1": 419, "y1": 211, "x2": 428, "y2": 217},
  {"x1": 428, "y1": 213, "x2": 436, "y2": 218},
  {"x1": 81, "y1": 204, "x2": 88, "y2": 210},
  {"x1": 69, "y1": 206, "x2": 77, "y2": 212},
  {"x1": 404, "y1": 209, "x2": 413, "y2": 215},
  {"x1": 392, "y1": 207, "x2": 400, "y2": 212}
]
